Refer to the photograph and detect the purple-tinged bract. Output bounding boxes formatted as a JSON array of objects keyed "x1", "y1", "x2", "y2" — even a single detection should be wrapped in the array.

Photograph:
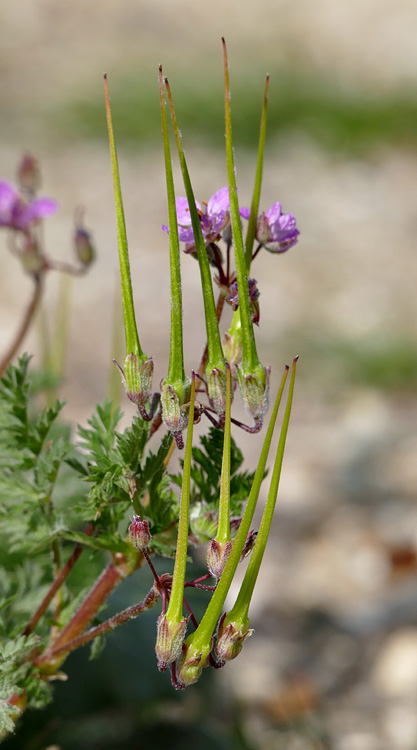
[{"x1": 226, "y1": 278, "x2": 260, "y2": 325}]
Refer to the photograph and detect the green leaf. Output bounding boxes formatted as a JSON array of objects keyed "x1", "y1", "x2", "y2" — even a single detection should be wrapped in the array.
[
  {"x1": 78, "y1": 400, "x2": 123, "y2": 459},
  {"x1": 0, "y1": 699, "x2": 19, "y2": 735},
  {"x1": 89, "y1": 632, "x2": 106, "y2": 661},
  {"x1": 60, "y1": 530, "x2": 131, "y2": 555},
  {"x1": 115, "y1": 415, "x2": 148, "y2": 468}
]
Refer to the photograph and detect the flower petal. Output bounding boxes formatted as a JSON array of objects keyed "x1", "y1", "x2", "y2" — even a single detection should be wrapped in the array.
[
  {"x1": 0, "y1": 181, "x2": 19, "y2": 225},
  {"x1": 207, "y1": 186, "x2": 230, "y2": 217},
  {"x1": 178, "y1": 226, "x2": 195, "y2": 243},
  {"x1": 175, "y1": 197, "x2": 192, "y2": 226},
  {"x1": 176, "y1": 196, "x2": 202, "y2": 227},
  {"x1": 264, "y1": 202, "x2": 282, "y2": 225},
  {"x1": 19, "y1": 197, "x2": 57, "y2": 228}
]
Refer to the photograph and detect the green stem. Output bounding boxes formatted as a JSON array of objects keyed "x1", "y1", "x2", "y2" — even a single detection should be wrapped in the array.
[
  {"x1": 159, "y1": 66, "x2": 186, "y2": 386},
  {"x1": 228, "y1": 308, "x2": 242, "y2": 340},
  {"x1": 222, "y1": 38, "x2": 261, "y2": 378},
  {"x1": 185, "y1": 364, "x2": 289, "y2": 654},
  {"x1": 104, "y1": 75, "x2": 142, "y2": 359},
  {"x1": 245, "y1": 75, "x2": 269, "y2": 271},
  {"x1": 229, "y1": 356, "x2": 297, "y2": 626},
  {"x1": 165, "y1": 374, "x2": 196, "y2": 624},
  {"x1": 51, "y1": 273, "x2": 72, "y2": 378},
  {"x1": 198, "y1": 290, "x2": 226, "y2": 378},
  {"x1": 164, "y1": 77, "x2": 225, "y2": 374},
  {"x1": 216, "y1": 365, "x2": 232, "y2": 544}
]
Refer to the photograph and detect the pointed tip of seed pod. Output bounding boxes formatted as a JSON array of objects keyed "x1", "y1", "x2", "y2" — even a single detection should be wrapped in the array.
[
  {"x1": 285, "y1": 364, "x2": 290, "y2": 372},
  {"x1": 221, "y1": 36, "x2": 226, "y2": 44},
  {"x1": 266, "y1": 73, "x2": 270, "y2": 82},
  {"x1": 103, "y1": 72, "x2": 108, "y2": 80},
  {"x1": 158, "y1": 63, "x2": 163, "y2": 72},
  {"x1": 293, "y1": 355, "x2": 299, "y2": 364}
]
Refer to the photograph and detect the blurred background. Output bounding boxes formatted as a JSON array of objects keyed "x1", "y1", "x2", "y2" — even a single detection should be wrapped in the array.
[{"x1": 1, "y1": 1, "x2": 417, "y2": 748}]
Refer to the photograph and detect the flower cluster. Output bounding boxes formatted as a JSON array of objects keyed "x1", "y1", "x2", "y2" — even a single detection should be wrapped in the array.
[
  {"x1": 162, "y1": 186, "x2": 233, "y2": 251},
  {"x1": 0, "y1": 155, "x2": 95, "y2": 281},
  {"x1": 241, "y1": 201, "x2": 299, "y2": 253},
  {"x1": 0, "y1": 154, "x2": 95, "y2": 380},
  {"x1": 163, "y1": 189, "x2": 299, "y2": 257},
  {"x1": 0, "y1": 179, "x2": 57, "y2": 232},
  {"x1": 159, "y1": 186, "x2": 298, "y2": 436}
]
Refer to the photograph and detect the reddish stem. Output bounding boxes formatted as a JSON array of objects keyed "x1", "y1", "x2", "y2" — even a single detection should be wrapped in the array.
[
  {"x1": 38, "y1": 586, "x2": 160, "y2": 661},
  {"x1": 142, "y1": 548, "x2": 161, "y2": 586},
  {"x1": 185, "y1": 573, "x2": 212, "y2": 585},
  {"x1": 184, "y1": 582, "x2": 216, "y2": 591},
  {"x1": 149, "y1": 409, "x2": 163, "y2": 439},
  {"x1": 22, "y1": 524, "x2": 94, "y2": 636},
  {"x1": 35, "y1": 555, "x2": 135, "y2": 671},
  {"x1": 0, "y1": 276, "x2": 43, "y2": 378},
  {"x1": 182, "y1": 595, "x2": 199, "y2": 629}
]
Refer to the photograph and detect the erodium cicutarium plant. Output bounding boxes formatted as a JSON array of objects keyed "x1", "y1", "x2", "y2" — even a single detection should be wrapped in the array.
[{"x1": 0, "y1": 39, "x2": 298, "y2": 737}]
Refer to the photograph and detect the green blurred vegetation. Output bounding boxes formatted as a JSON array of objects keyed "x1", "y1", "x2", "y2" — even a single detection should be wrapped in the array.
[
  {"x1": 301, "y1": 335, "x2": 417, "y2": 391},
  {"x1": 52, "y1": 68, "x2": 417, "y2": 155}
]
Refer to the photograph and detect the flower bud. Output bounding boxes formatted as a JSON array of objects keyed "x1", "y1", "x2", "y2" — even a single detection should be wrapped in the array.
[
  {"x1": 256, "y1": 202, "x2": 299, "y2": 253},
  {"x1": 17, "y1": 152, "x2": 40, "y2": 193},
  {"x1": 114, "y1": 353, "x2": 154, "y2": 410},
  {"x1": 128, "y1": 516, "x2": 151, "y2": 550},
  {"x1": 206, "y1": 366, "x2": 229, "y2": 417},
  {"x1": 215, "y1": 612, "x2": 253, "y2": 662},
  {"x1": 226, "y1": 279, "x2": 260, "y2": 325},
  {"x1": 160, "y1": 377, "x2": 191, "y2": 449},
  {"x1": 239, "y1": 529, "x2": 257, "y2": 561},
  {"x1": 206, "y1": 538, "x2": 232, "y2": 579},
  {"x1": 21, "y1": 236, "x2": 44, "y2": 276},
  {"x1": 74, "y1": 226, "x2": 95, "y2": 266},
  {"x1": 155, "y1": 614, "x2": 188, "y2": 670},
  {"x1": 236, "y1": 365, "x2": 271, "y2": 424},
  {"x1": 222, "y1": 220, "x2": 233, "y2": 246}
]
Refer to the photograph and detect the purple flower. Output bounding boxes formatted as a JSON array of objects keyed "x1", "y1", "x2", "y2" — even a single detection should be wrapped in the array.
[
  {"x1": 241, "y1": 201, "x2": 299, "y2": 253},
  {"x1": 0, "y1": 180, "x2": 57, "y2": 232},
  {"x1": 162, "y1": 186, "x2": 231, "y2": 247}
]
